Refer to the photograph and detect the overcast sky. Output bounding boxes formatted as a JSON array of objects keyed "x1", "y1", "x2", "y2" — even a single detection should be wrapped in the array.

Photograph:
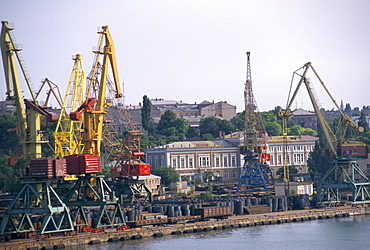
[{"x1": 1, "y1": 1, "x2": 369, "y2": 112}]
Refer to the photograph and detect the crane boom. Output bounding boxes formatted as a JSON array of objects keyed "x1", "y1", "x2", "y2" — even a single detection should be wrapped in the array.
[
  {"x1": 1, "y1": 21, "x2": 56, "y2": 162},
  {"x1": 54, "y1": 54, "x2": 86, "y2": 157},
  {"x1": 281, "y1": 62, "x2": 364, "y2": 158},
  {"x1": 71, "y1": 26, "x2": 122, "y2": 157}
]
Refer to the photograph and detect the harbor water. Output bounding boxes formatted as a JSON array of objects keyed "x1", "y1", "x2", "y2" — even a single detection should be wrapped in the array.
[{"x1": 70, "y1": 214, "x2": 370, "y2": 250}]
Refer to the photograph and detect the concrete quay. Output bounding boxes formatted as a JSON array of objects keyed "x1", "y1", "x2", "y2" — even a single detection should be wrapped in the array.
[{"x1": 1, "y1": 206, "x2": 367, "y2": 250}]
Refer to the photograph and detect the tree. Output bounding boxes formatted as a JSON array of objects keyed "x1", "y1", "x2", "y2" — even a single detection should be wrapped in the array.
[
  {"x1": 359, "y1": 131, "x2": 370, "y2": 151},
  {"x1": 358, "y1": 112, "x2": 369, "y2": 133},
  {"x1": 186, "y1": 126, "x2": 199, "y2": 139},
  {"x1": 153, "y1": 166, "x2": 179, "y2": 186},
  {"x1": 0, "y1": 156, "x2": 22, "y2": 193},
  {"x1": 344, "y1": 103, "x2": 352, "y2": 114},
  {"x1": 202, "y1": 133, "x2": 213, "y2": 141},
  {"x1": 199, "y1": 116, "x2": 234, "y2": 139},
  {"x1": 260, "y1": 110, "x2": 278, "y2": 123},
  {"x1": 174, "y1": 117, "x2": 188, "y2": 135},
  {"x1": 203, "y1": 170, "x2": 214, "y2": 182},
  {"x1": 301, "y1": 128, "x2": 318, "y2": 137},
  {"x1": 230, "y1": 111, "x2": 245, "y2": 131},
  {"x1": 156, "y1": 110, "x2": 189, "y2": 142},
  {"x1": 264, "y1": 121, "x2": 282, "y2": 136},
  {"x1": 141, "y1": 95, "x2": 152, "y2": 131},
  {"x1": 307, "y1": 137, "x2": 332, "y2": 179},
  {"x1": 0, "y1": 114, "x2": 20, "y2": 156},
  {"x1": 289, "y1": 125, "x2": 304, "y2": 136},
  {"x1": 260, "y1": 110, "x2": 283, "y2": 136}
]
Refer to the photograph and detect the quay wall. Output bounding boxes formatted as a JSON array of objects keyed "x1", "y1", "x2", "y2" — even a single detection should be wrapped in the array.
[{"x1": 1, "y1": 206, "x2": 366, "y2": 250}]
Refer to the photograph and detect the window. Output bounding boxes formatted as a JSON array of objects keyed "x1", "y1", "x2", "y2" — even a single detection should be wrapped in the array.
[
  {"x1": 189, "y1": 158, "x2": 194, "y2": 168},
  {"x1": 172, "y1": 157, "x2": 177, "y2": 168},
  {"x1": 231, "y1": 155, "x2": 236, "y2": 166},
  {"x1": 161, "y1": 156, "x2": 165, "y2": 166},
  {"x1": 232, "y1": 170, "x2": 237, "y2": 179},
  {"x1": 367, "y1": 164, "x2": 370, "y2": 175},
  {"x1": 224, "y1": 170, "x2": 229, "y2": 179},
  {"x1": 223, "y1": 156, "x2": 228, "y2": 167},
  {"x1": 286, "y1": 155, "x2": 290, "y2": 164},
  {"x1": 215, "y1": 157, "x2": 220, "y2": 167},
  {"x1": 270, "y1": 154, "x2": 274, "y2": 165},
  {"x1": 148, "y1": 157, "x2": 152, "y2": 165},
  {"x1": 277, "y1": 155, "x2": 282, "y2": 165},
  {"x1": 294, "y1": 153, "x2": 304, "y2": 163},
  {"x1": 154, "y1": 156, "x2": 158, "y2": 168},
  {"x1": 199, "y1": 156, "x2": 210, "y2": 167},
  {"x1": 180, "y1": 158, "x2": 185, "y2": 168}
]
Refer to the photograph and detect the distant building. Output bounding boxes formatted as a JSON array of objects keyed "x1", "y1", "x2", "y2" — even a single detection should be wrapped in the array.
[
  {"x1": 290, "y1": 108, "x2": 317, "y2": 130},
  {"x1": 150, "y1": 98, "x2": 237, "y2": 127},
  {"x1": 146, "y1": 141, "x2": 241, "y2": 184},
  {"x1": 274, "y1": 182, "x2": 313, "y2": 196},
  {"x1": 356, "y1": 153, "x2": 370, "y2": 181},
  {"x1": 106, "y1": 105, "x2": 143, "y2": 131},
  {"x1": 123, "y1": 98, "x2": 237, "y2": 130},
  {"x1": 146, "y1": 133, "x2": 318, "y2": 183},
  {"x1": 215, "y1": 132, "x2": 318, "y2": 179},
  {"x1": 267, "y1": 135, "x2": 318, "y2": 178},
  {"x1": 136, "y1": 174, "x2": 161, "y2": 195},
  {"x1": 322, "y1": 109, "x2": 341, "y2": 119},
  {"x1": 199, "y1": 101, "x2": 237, "y2": 121}
]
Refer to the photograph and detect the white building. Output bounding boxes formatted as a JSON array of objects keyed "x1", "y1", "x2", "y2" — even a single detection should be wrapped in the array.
[
  {"x1": 275, "y1": 182, "x2": 314, "y2": 196},
  {"x1": 146, "y1": 133, "x2": 318, "y2": 183},
  {"x1": 267, "y1": 135, "x2": 318, "y2": 178},
  {"x1": 146, "y1": 141, "x2": 241, "y2": 183}
]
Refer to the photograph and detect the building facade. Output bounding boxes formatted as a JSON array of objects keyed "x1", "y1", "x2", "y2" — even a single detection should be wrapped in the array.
[
  {"x1": 267, "y1": 135, "x2": 318, "y2": 178},
  {"x1": 290, "y1": 108, "x2": 317, "y2": 131},
  {"x1": 146, "y1": 134, "x2": 318, "y2": 183},
  {"x1": 146, "y1": 141, "x2": 242, "y2": 183},
  {"x1": 356, "y1": 153, "x2": 370, "y2": 181}
]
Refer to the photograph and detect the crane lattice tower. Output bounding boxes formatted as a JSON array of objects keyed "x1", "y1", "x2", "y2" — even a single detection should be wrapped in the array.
[{"x1": 237, "y1": 52, "x2": 272, "y2": 192}]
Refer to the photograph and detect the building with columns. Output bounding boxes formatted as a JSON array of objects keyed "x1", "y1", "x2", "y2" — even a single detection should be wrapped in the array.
[
  {"x1": 146, "y1": 134, "x2": 318, "y2": 182},
  {"x1": 146, "y1": 141, "x2": 242, "y2": 183},
  {"x1": 267, "y1": 135, "x2": 318, "y2": 178}
]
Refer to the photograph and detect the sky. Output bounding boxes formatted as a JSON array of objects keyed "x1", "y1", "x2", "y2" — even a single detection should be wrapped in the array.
[{"x1": 1, "y1": 0, "x2": 370, "y2": 112}]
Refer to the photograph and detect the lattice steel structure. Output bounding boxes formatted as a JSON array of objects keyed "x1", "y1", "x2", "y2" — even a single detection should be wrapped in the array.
[{"x1": 237, "y1": 52, "x2": 273, "y2": 192}]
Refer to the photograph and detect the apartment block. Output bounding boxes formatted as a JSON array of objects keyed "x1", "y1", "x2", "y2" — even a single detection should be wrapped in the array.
[{"x1": 290, "y1": 108, "x2": 317, "y2": 131}]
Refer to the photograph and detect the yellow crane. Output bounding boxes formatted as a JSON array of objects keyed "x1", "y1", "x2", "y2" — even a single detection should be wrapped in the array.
[
  {"x1": 0, "y1": 21, "x2": 56, "y2": 163},
  {"x1": 0, "y1": 21, "x2": 74, "y2": 236},
  {"x1": 280, "y1": 62, "x2": 368, "y2": 204},
  {"x1": 64, "y1": 26, "x2": 128, "y2": 229},
  {"x1": 71, "y1": 26, "x2": 122, "y2": 158},
  {"x1": 54, "y1": 54, "x2": 86, "y2": 157}
]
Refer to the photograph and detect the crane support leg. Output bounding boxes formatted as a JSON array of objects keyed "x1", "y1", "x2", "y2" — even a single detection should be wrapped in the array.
[
  {"x1": 64, "y1": 175, "x2": 126, "y2": 228},
  {"x1": 318, "y1": 160, "x2": 370, "y2": 205},
  {"x1": 0, "y1": 181, "x2": 74, "y2": 235},
  {"x1": 237, "y1": 157, "x2": 268, "y2": 193}
]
